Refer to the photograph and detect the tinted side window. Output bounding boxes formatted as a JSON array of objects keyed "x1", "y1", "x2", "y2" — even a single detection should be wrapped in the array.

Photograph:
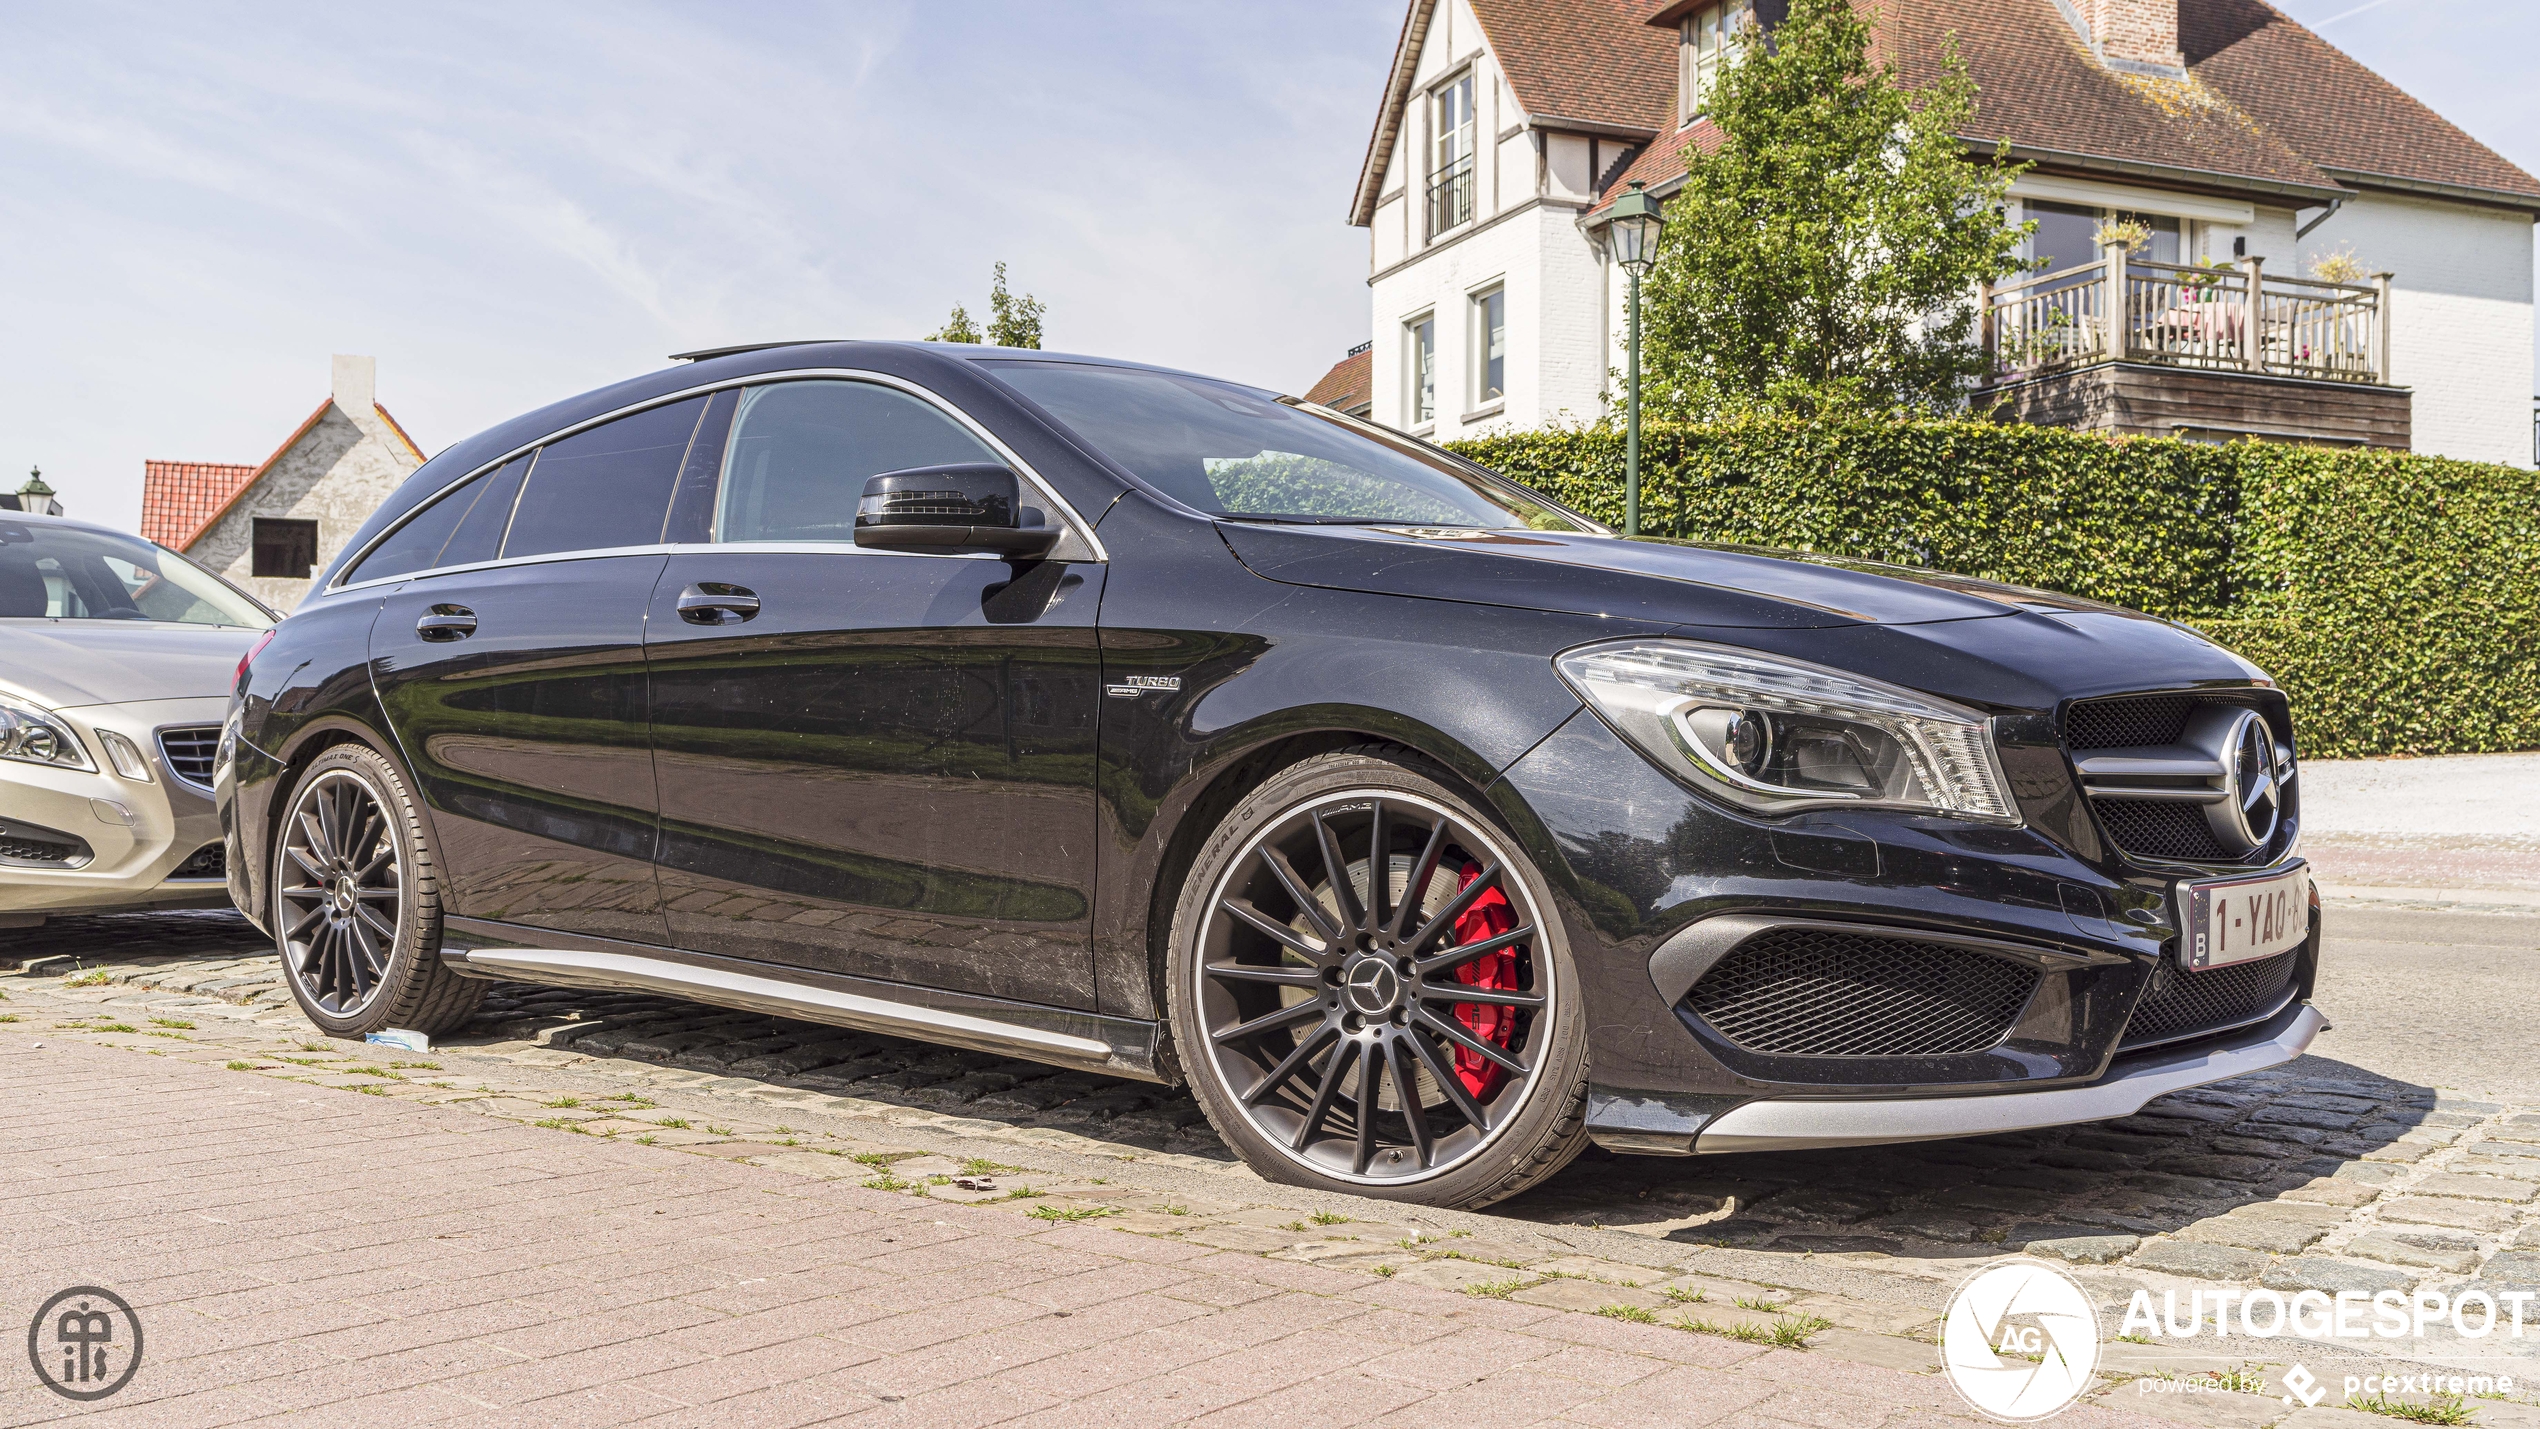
[
  {"x1": 717, "y1": 381, "x2": 1001, "y2": 544},
  {"x1": 348, "y1": 454, "x2": 531, "y2": 584},
  {"x1": 502, "y1": 397, "x2": 707, "y2": 560}
]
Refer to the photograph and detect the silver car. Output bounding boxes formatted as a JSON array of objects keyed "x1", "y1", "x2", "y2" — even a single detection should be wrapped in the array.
[{"x1": 0, "y1": 511, "x2": 274, "y2": 927}]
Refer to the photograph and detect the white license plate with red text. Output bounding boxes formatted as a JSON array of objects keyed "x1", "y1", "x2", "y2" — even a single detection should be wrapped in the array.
[{"x1": 2178, "y1": 862, "x2": 2311, "y2": 970}]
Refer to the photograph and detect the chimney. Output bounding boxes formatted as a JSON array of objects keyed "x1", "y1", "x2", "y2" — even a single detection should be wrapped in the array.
[
  {"x1": 2081, "y1": 0, "x2": 2183, "y2": 72},
  {"x1": 331, "y1": 354, "x2": 376, "y2": 413}
]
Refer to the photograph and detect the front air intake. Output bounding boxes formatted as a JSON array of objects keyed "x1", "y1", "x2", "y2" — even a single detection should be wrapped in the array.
[
  {"x1": 1683, "y1": 926, "x2": 2041, "y2": 1058},
  {"x1": 2120, "y1": 950, "x2": 2300, "y2": 1050}
]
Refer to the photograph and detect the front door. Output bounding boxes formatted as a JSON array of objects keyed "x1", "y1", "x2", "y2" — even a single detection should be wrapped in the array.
[
  {"x1": 643, "y1": 378, "x2": 1106, "y2": 1008},
  {"x1": 367, "y1": 393, "x2": 722, "y2": 942}
]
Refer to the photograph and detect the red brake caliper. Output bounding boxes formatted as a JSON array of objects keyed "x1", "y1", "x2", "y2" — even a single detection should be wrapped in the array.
[{"x1": 1447, "y1": 861, "x2": 1520, "y2": 1099}]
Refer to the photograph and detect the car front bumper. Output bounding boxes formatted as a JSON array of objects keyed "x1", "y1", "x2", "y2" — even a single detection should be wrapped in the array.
[
  {"x1": 1586, "y1": 1001, "x2": 2326, "y2": 1155},
  {"x1": 0, "y1": 696, "x2": 232, "y2": 920}
]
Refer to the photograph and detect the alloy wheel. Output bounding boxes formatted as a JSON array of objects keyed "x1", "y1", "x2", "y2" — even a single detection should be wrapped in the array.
[
  {"x1": 277, "y1": 769, "x2": 404, "y2": 1016},
  {"x1": 1193, "y1": 790, "x2": 1549, "y2": 1185}
]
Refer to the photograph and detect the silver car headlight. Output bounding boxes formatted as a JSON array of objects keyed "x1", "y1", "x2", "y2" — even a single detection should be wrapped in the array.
[
  {"x1": 0, "y1": 693, "x2": 95, "y2": 772},
  {"x1": 1555, "y1": 640, "x2": 2020, "y2": 824}
]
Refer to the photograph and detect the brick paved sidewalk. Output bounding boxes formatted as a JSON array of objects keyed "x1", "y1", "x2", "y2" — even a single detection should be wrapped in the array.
[{"x1": 1, "y1": 1036, "x2": 2176, "y2": 1429}]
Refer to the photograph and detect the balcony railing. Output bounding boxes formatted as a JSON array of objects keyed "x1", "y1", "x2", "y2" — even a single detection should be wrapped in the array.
[
  {"x1": 1983, "y1": 246, "x2": 2391, "y2": 386},
  {"x1": 1426, "y1": 153, "x2": 1474, "y2": 239}
]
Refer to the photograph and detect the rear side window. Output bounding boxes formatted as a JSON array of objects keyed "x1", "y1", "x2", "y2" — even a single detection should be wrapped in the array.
[
  {"x1": 502, "y1": 397, "x2": 709, "y2": 560},
  {"x1": 346, "y1": 454, "x2": 530, "y2": 584},
  {"x1": 717, "y1": 381, "x2": 1002, "y2": 544}
]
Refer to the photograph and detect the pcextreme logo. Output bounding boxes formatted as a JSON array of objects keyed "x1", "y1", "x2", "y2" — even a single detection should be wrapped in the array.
[{"x1": 1939, "y1": 1258, "x2": 2101, "y2": 1422}]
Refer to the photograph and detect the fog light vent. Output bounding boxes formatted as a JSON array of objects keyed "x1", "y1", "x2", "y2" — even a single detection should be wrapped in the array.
[
  {"x1": 0, "y1": 817, "x2": 93, "y2": 869},
  {"x1": 1684, "y1": 927, "x2": 2040, "y2": 1058}
]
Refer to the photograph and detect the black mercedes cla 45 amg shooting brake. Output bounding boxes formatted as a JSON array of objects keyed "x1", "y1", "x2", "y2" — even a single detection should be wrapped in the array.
[{"x1": 219, "y1": 340, "x2": 2320, "y2": 1208}]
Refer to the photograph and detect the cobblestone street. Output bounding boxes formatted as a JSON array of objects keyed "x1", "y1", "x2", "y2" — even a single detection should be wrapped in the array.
[{"x1": 6, "y1": 905, "x2": 2540, "y2": 1425}]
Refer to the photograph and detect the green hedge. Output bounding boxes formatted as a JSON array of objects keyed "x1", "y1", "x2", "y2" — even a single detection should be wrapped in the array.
[{"x1": 1447, "y1": 419, "x2": 2540, "y2": 759}]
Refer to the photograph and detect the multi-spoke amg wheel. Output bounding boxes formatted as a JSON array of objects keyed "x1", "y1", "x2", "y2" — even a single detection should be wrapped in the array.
[
  {"x1": 1176, "y1": 755, "x2": 1585, "y2": 1203},
  {"x1": 268, "y1": 743, "x2": 481, "y2": 1037},
  {"x1": 278, "y1": 769, "x2": 403, "y2": 1015}
]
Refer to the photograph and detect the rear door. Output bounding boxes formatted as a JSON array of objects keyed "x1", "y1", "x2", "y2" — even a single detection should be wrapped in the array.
[
  {"x1": 365, "y1": 394, "x2": 724, "y2": 943},
  {"x1": 643, "y1": 378, "x2": 1107, "y2": 1007}
]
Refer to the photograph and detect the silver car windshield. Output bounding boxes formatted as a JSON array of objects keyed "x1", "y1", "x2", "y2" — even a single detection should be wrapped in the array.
[
  {"x1": 0, "y1": 521, "x2": 273, "y2": 628},
  {"x1": 985, "y1": 361, "x2": 1589, "y2": 531}
]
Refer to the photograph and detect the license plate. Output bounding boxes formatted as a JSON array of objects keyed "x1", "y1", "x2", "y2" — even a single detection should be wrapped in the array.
[{"x1": 2178, "y1": 862, "x2": 2310, "y2": 970}]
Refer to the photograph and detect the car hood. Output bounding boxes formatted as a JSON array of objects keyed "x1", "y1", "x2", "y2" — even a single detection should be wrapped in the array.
[
  {"x1": 1219, "y1": 523, "x2": 2121, "y2": 628},
  {"x1": 0, "y1": 620, "x2": 262, "y2": 709}
]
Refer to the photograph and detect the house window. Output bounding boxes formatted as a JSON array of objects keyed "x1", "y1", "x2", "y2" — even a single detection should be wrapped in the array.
[
  {"x1": 250, "y1": 517, "x2": 318, "y2": 579},
  {"x1": 2026, "y1": 200, "x2": 2182, "y2": 274},
  {"x1": 1472, "y1": 288, "x2": 1506, "y2": 406},
  {"x1": 1679, "y1": 2, "x2": 1752, "y2": 122},
  {"x1": 1406, "y1": 315, "x2": 1436, "y2": 427},
  {"x1": 1427, "y1": 73, "x2": 1475, "y2": 238}
]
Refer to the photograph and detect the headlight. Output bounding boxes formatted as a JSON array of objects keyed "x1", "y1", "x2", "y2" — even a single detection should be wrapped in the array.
[
  {"x1": 0, "y1": 693, "x2": 95, "y2": 772},
  {"x1": 1555, "y1": 640, "x2": 2020, "y2": 824}
]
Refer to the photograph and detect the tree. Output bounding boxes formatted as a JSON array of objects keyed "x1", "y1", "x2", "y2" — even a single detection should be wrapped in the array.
[
  {"x1": 924, "y1": 262, "x2": 1046, "y2": 348},
  {"x1": 1635, "y1": 0, "x2": 2029, "y2": 419}
]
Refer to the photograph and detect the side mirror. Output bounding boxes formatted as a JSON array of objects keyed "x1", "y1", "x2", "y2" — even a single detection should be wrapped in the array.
[{"x1": 854, "y1": 463, "x2": 1059, "y2": 559}]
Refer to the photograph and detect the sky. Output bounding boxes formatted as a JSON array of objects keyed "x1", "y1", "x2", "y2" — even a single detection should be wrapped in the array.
[{"x1": 0, "y1": 0, "x2": 2532, "y2": 533}]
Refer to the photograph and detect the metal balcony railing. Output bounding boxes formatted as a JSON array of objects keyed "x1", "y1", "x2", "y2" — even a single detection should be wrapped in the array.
[
  {"x1": 1983, "y1": 246, "x2": 2391, "y2": 386},
  {"x1": 1426, "y1": 153, "x2": 1474, "y2": 239}
]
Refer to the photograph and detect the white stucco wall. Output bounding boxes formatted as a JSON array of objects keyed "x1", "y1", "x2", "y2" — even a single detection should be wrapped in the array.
[
  {"x1": 187, "y1": 397, "x2": 421, "y2": 612},
  {"x1": 2303, "y1": 193, "x2": 2535, "y2": 468}
]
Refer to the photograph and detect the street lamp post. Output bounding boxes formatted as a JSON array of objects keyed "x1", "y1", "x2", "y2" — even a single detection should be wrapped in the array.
[{"x1": 1606, "y1": 181, "x2": 1665, "y2": 538}]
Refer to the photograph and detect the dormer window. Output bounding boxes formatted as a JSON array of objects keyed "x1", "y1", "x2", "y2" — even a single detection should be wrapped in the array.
[
  {"x1": 1678, "y1": 2, "x2": 1752, "y2": 124},
  {"x1": 1427, "y1": 72, "x2": 1476, "y2": 238}
]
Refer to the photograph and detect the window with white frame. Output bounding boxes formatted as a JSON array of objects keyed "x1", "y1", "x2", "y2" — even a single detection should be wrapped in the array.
[
  {"x1": 1471, "y1": 287, "x2": 1506, "y2": 407},
  {"x1": 1406, "y1": 314, "x2": 1436, "y2": 426},
  {"x1": 1679, "y1": 2, "x2": 1753, "y2": 123},
  {"x1": 1427, "y1": 72, "x2": 1476, "y2": 237}
]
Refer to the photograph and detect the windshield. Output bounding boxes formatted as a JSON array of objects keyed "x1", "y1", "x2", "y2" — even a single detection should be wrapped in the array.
[
  {"x1": 985, "y1": 361, "x2": 1589, "y2": 531},
  {"x1": 0, "y1": 521, "x2": 273, "y2": 628}
]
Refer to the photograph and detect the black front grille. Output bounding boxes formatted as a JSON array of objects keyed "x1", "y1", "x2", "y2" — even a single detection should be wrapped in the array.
[
  {"x1": 170, "y1": 843, "x2": 226, "y2": 880},
  {"x1": 2122, "y1": 950, "x2": 2299, "y2": 1049},
  {"x1": 2092, "y1": 798, "x2": 2232, "y2": 861},
  {"x1": 158, "y1": 726, "x2": 219, "y2": 789},
  {"x1": 2066, "y1": 694, "x2": 2196, "y2": 751},
  {"x1": 1684, "y1": 927, "x2": 2042, "y2": 1058}
]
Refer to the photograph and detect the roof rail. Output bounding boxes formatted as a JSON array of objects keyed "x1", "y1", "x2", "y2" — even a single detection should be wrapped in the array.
[{"x1": 667, "y1": 339, "x2": 846, "y2": 362}]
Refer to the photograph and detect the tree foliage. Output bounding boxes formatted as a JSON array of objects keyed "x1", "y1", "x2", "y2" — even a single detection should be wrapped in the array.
[
  {"x1": 926, "y1": 261, "x2": 1046, "y2": 348},
  {"x1": 1636, "y1": 0, "x2": 2029, "y2": 419}
]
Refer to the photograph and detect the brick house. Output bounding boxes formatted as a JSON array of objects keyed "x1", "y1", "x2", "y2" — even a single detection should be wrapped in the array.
[
  {"x1": 1347, "y1": 0, "x2": 2539, "y2": 465},
  {"x1": 141, "y1": 356, "x2": 426, "y2": 612},
  {"x1": 1304, "y1": 342, "x2": 1377, "y2": 417}
]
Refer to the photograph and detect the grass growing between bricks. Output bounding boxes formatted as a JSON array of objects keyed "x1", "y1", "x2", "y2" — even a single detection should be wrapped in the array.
[{"x1": 2346, "y1": 1389, "x2": 2475, "y2": 1425}]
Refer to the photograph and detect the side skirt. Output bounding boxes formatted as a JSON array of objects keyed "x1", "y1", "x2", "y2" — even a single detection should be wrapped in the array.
[{"x1": 438, "y1": 917, "x2": 1163, "y2": 1083}]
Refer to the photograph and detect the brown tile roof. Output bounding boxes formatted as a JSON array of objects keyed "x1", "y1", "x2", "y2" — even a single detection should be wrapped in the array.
[
  {"x1": 140, "y1": 461, "x2": 258, "y2": 549},
  {"x1": 2182, "y1": 0, "x2": 2540, "y2": 204},
  {"x1": 1881, "y1": 0, "x2": 2341, "y2": 199},
  {"x1": 1304, "y1": 347, "x2": 1374, "y2": 411},
  {"x1": 1363, "y1": 0, "x2": 2540, "y2": 225},
  {"x1": 1469, "y1": 0, "x2": 1674, "y2": 134}
]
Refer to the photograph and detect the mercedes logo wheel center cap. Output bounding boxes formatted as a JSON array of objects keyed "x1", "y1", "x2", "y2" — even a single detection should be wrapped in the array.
[{"x1": 1341, "y1": 956, "x2": 1404, "y2": 1017}]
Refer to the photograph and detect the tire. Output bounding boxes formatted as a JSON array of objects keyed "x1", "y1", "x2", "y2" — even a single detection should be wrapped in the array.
[
  {"x1": 1167, "y1": 746, "x2": 1589, "y2": 1209},
  {"x1": 271, "y1": 743, "x2": 482, "y2": 1038}
]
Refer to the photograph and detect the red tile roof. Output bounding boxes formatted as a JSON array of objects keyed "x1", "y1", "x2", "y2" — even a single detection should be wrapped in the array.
[
  {"x1": 141, "y1": 399, "x2": 423, "y2": 553},
  {"x1": 1305, "y1": 347, "x2": 1374, "y2": 412},
  {"x1": 1469, "y1": 0, "x2": 1674, "y2": 135},
  {"x1": 140, "y1": 461, "x2": 258, "y2": 549}
]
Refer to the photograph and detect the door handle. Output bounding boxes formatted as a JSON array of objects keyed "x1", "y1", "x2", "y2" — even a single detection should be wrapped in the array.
[
  {"x1": 676, "y1": 583, "x2": 760, "y2": 625},
  {"x1": 416, "y1": 605, "x2": 476, "y2": 641}
]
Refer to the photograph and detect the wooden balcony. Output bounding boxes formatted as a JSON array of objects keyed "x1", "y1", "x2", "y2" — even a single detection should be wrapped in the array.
[{"x1": 1974, "y1": 244, "x2": 2411, "y2": 449}]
